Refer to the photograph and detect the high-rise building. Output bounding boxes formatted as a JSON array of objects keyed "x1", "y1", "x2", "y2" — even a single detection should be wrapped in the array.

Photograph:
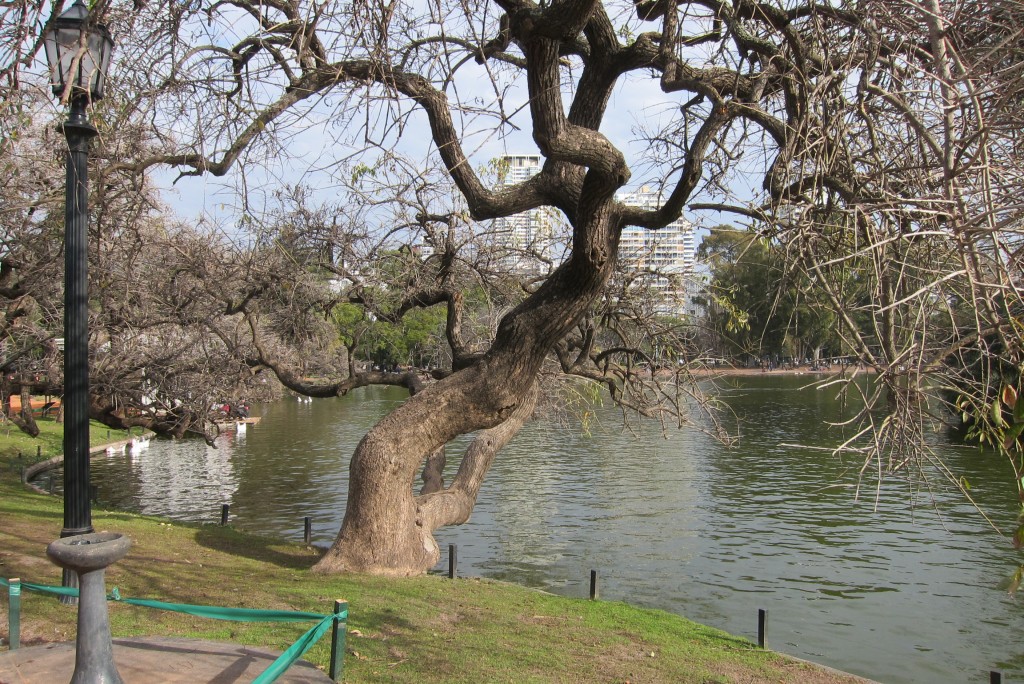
[
  {"x1": 503, "y1": 154, "x2": 543, "y2": 185},
  {"x1": 493, "y1": 155, "x2": 558, "y2": 275},
  {"x1": 616, "y1": 186, "x2": 698, "y2": 317}
]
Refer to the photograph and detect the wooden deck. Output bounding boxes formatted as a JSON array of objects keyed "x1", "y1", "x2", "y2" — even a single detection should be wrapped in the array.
[{"x1": 212, "y1": 416, "x2": 261, "y2": 427}]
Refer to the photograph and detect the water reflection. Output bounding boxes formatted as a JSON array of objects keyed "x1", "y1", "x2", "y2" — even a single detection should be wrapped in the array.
[
  {"x1": 80, "y1": 377, "x2": 1023, "y2": 684},
  {"x1": 92, "y1": 434, "x2": 239, "y2": 518}
]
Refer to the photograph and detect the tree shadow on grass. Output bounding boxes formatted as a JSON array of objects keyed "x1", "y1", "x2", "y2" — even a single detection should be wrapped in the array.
[
  {"x1": 0, "y1": 504, "x2": 62, "y2": 523},
  {"x1": 356, "y1": 608, "x2": 418, "y2": 634},
  {"x1": 193, "y1": 526, "x2": 323, "y2": 571}
]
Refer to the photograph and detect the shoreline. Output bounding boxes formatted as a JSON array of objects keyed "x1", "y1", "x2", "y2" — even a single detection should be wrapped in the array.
[
  {"x1": 0, "y1": 423, "x2": 878, "y2": 684},
  {"x1": 684, "y1": 364, "x2": 872, "y2": 378},
  {"x1": 0, "y1": 473, "x2": 878, "y2": 684}
]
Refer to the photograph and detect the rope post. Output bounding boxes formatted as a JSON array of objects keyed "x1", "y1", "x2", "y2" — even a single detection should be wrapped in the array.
[
  {"x1": 448, "y1": 544, "x2": 457, "y2": 579},
  {"x1": 36, "y1": 445, "x2": 41, "y2": 459},
  {"x1": 220, "y1": 504, "x2": 229, "y2": 526},
  {"x1": 758, "y1": 608, "x2": 768, "y2": 649},
  {"x1": 8, "y1": 578, "x2": 21, "y2": 650},
  {"x1": 90, "y1": 485, "x2": 98, "y2": 503},
  {"x1": 303, "y1": 516, "x2": 312, "y2": 545},
  {"x1": 590, "y1": 570, "x2": 598, "y2": 600},
  {"x1": 329, "y1": 599, "x2": 348, "y2": 682},
  {"x1": 990, "y1": 671, "x2": 1002, "y2": 684}
]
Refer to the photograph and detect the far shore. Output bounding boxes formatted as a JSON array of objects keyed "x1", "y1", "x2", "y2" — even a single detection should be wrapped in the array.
[{"x1": 681, "y1": 363, "x2": 873, "y2": 378}]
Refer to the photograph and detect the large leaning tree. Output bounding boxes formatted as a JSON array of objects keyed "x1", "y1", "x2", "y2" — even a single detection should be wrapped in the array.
[{"x1": 4, "y1": 0, "x2": 1021, "y2": 574}]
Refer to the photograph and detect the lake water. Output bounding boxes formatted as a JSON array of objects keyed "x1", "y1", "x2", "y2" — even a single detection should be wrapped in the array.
[{"x1": 70, "y1": 375, "x2": 1022, "y2": 682}]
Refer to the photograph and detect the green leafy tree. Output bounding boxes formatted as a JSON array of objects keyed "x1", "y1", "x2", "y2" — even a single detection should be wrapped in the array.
[{"x1": 698, "y1": 227, "x2": 842, "y2": 364}]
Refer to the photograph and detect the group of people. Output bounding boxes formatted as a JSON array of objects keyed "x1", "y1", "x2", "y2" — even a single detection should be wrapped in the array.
[{"x1": 215, "y1": 402, "x2": 249, "y2": 418}]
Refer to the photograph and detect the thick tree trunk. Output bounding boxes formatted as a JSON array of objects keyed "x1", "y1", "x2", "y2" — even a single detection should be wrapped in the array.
[
  {"x1": 10, "y1": 385, "x2": 40, "y2": 438},
  {"x1": 313, "y1": 377, "x2": 538, "y2": 575}
]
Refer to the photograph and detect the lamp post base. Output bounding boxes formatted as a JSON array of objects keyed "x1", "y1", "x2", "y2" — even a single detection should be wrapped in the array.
[{"x1": 46, "y1": 532, "x2": 132, "y2": 683}]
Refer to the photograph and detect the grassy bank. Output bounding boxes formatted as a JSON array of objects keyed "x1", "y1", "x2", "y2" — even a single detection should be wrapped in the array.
[
  {"x1": 0, "y1": 423, "x2": 861, "y2": 683},
  {"x1": 0, "y1": 415, "x2": 127, "y2": 461}
]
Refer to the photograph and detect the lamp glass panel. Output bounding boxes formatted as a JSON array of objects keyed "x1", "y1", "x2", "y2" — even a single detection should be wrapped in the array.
[
  {"x1": 43, "y1": 29, "x2": 62, "y2": 91},
  {"x1": 49, "y1": 27, "x2": 86, "y2": 94},
  {"x1": 77, "y1": 33, "x2": 100, "y2": 91},
  {"x1": 91, "y1": 32, "x2": 112, "y2": 99},
  {"x1": 85, "y1": 28, "x2": 112, "y2": 98}
]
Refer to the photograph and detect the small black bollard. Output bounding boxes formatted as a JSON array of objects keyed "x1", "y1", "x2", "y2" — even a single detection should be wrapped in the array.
[
  {"x1": 590, "y1": 570, "x2": 599, "y2": 600},
  {"x1": 303, "y1": 516, "x2": 312, "y2": 544},
  {"x1": 90, "y1": 485, "x2": 98, "y2": 504},
  {"x1": 220, "y1": 504, "x2": 230, "y2": 525},
  {"x1": 448, "y1": 544, "x2": 457, "y2": 579},
  {"x1": 36, "y1": 445, "x2": 41, "y2": 459},
  {"x1": 758, "y1": 608, "x2": 768, "y2": 649},
  {"x1": 990, "y1": 672, "x2": 1002, "y2": 684},
  {"x1": 329, "y1": 599, "x2": 348, "y2": 682}
]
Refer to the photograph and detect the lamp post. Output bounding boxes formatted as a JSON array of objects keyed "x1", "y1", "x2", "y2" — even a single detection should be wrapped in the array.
[{"x1": 44, "y1": 0, "x2": 113, "y2": 565}]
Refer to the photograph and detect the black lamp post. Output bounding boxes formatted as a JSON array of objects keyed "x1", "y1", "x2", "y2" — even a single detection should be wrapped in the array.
[{"x1": 44, "y1": 1, "x2": 113, "y2": 548}]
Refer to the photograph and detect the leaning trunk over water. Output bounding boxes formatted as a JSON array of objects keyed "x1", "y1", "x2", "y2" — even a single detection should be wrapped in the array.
[
  {"x1": 314, "y1": 178, "x2": 623, "y2": 575},
  {"x1": 313, "y1": 376, "x2": 540, "y2": 575}
]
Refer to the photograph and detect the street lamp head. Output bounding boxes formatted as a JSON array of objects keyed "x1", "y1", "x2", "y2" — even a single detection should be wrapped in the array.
[{"x1": 43, "y1": 0, "x2": 113, "y2": 103}]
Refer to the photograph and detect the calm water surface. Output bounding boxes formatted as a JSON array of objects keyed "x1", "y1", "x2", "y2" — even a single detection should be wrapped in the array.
[{"x1": 76, "y1": 376, "x2": 1023, "y2": 683}]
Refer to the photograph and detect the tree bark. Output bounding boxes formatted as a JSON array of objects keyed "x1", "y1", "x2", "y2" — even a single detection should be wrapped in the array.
[
  {"x1": 12, "y1": 385, "x2": 40, "y2": 438},
  {"x1": 313, "y1": 377, "x2": 539, "y2": 575},
  {"x1": 419, "y1": 447, "x2": 446, "y2": 495}
]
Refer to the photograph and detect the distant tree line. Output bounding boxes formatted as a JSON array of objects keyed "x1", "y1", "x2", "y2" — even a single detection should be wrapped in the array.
[{"x1": 697, "y1": 225, "x2": 846, "y2": 368}]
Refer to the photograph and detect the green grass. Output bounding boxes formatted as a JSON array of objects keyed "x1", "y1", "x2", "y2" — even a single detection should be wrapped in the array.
[
  {"x1": 0, "y1": 413, "x2": 132, "y2": 462},
  {"x1": 0, "y1": 428, "x2": 858, "y2": 683}
]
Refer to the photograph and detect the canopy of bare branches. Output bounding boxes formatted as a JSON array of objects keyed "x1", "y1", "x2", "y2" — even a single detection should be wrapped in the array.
[{"x1": 0, "y1": 0, "x2": 1020, "y2": 573}]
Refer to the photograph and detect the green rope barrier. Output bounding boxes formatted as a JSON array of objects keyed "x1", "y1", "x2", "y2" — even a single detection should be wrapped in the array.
[
  {"x1": 0, "y1": 579, "x2": 345, "y2": 623},
  {"x1": 251, "y1": 614, "x2": 336, "y2": 684},
  {"x1": 1, "y1": 577, "x2": 79, "y2": 597},
  {"x1": 2, "y1": 577, "x2": 348, "y2": 684},
  {"x1": 106, "y1": 587, "x2": 340, "y2": 623}
]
